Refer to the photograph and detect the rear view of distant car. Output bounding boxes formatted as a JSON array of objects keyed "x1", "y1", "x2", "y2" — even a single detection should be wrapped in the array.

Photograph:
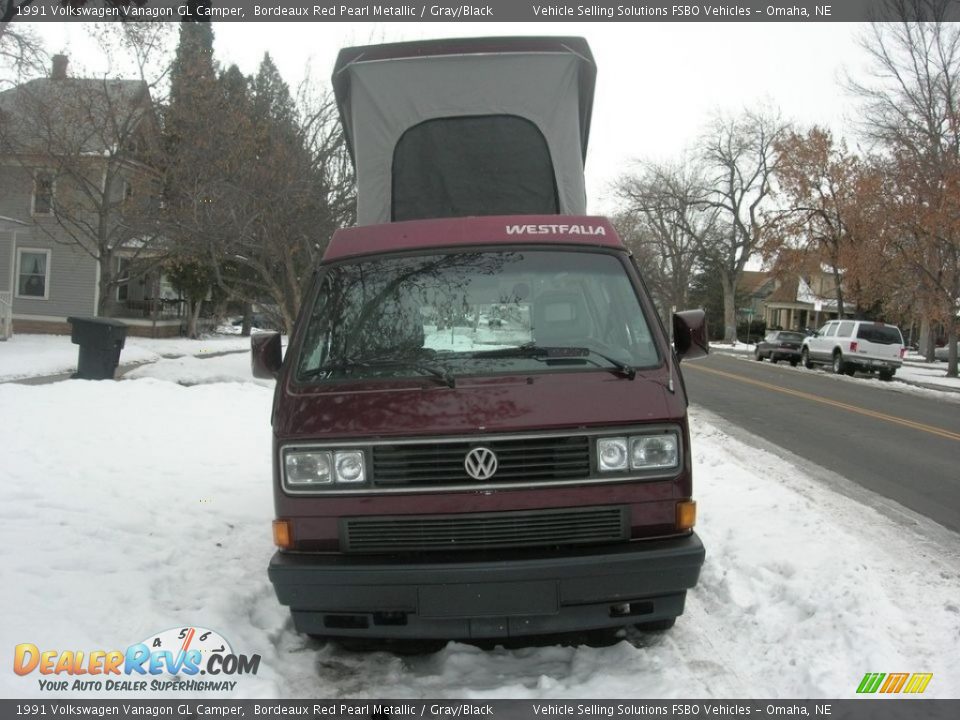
[{"x1": 754, "y1": 330, "x2": 805, "y2": 366}]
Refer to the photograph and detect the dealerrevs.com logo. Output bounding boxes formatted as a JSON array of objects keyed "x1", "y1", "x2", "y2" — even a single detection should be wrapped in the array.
[{"x1": 13, "y1": 626, "x2": 260, "y2": 692}]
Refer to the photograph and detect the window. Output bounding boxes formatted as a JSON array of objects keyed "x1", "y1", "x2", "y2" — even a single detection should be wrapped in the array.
[
  {"x1": 837, "y1": 321, "x2": 854, "y2": 337},
  {"x1": 856, "y1": 323, "x2": 903, "y2": 345},
  {"x1": 33, "y1": 171, "x2": 54, "y2": 215},
  {"x1": 824, "y1": 323, "x2": 838, "y2": 337},
  {"x1": 16, "y1": 249, "x2": 51, "y2": 299},
  {"x1": 297, "y1": 250, "x2": 659, "y2": 383},
  {"x1": 392, "y1": 115, "x2": 559, "y2": 221}
]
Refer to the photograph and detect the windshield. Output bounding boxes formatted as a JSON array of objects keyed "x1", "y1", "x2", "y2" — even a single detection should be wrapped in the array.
[{"x1": 296, "y1": 250, "x2": 661, "y2": 382}]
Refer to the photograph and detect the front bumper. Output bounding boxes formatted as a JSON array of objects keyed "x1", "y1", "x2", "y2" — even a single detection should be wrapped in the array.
[{"x1": 268, "y1": 533, "x2": 705, "y2": 639}]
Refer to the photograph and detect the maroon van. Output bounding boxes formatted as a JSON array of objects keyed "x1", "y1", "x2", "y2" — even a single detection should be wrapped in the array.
[{"x1": 251, "y1": 38, "x2": 707, "y2": 640}]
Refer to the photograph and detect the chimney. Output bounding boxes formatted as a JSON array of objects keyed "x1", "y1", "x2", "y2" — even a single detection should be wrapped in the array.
[{"x1": 51, "y1": 54, "x2": 68, "y2": 80}]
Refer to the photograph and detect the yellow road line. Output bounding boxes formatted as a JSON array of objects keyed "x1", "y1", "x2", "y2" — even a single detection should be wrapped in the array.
[{"x1": 687, "y1": 364, "x2": 960, "y2": 443}]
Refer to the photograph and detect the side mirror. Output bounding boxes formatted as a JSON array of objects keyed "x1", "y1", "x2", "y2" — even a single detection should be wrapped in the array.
[
  {"x1": 251, "y1": 332, "x2": 283, "y2": 379},
  {"x1": 673, "y1": 309, "x2": 709, "y2": 361}
]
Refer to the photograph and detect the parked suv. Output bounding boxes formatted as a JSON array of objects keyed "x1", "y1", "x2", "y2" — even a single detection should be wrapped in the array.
[
  {"x1": 801, "y1": 319, "x2": 905, "y2": 380},
  {"x1": 252, "y1": 38, "x2": 708, "y2": 642}
]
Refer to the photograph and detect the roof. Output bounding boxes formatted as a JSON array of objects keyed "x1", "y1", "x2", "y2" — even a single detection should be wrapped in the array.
[
  {"x1": 765, "y1": 277, "x2": 801, "y2": 305},
  {"x1": 322, "y1": 215, "x2": 623, "y2": 263},
  {"x1": 740, "y1": 270, "x2": 774, "y2": 296},
  {"x1": 332, "y1": 37, "x2": 597, "y2": 225},
  {"x1": 0, "y1": 76, "x2": 150, "y2": 156}
]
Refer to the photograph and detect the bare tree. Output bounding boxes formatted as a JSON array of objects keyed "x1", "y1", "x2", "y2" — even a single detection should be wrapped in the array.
[
  {"x1": 614, "y1": 159, "x2": 718, "y2": 319},
  {"x1": 851, "y1": 1, "x2": 960, "y2": 375},
  {"x1": 697, "y1": 110, "x2": 786, "y2": 342},
  {"x1": 0, "y1": 2, "x2": 46, "y2": 89},
  {"x1": 0, "y1": 43, "x2": 168, "y2": 315}
]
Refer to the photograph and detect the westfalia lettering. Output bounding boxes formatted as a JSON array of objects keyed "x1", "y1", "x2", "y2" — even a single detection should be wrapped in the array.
[{"x1": 505, "y1": 224, "x2": 606, "y2": 236}]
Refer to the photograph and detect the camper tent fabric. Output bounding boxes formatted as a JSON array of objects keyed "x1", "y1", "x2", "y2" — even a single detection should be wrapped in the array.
[{"x1": 334, "y1": 38, "x2": 596, "y2": 226}]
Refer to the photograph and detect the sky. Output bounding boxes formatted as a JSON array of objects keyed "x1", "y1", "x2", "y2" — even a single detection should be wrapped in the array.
[{"x1": 34, "y1": 21, "x2": 871, "y2": 213}]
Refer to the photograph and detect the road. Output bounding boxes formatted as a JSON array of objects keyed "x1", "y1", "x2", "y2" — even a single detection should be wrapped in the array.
[{"x1": 682, "y1": 352, "x2": 960, "y2": 534}]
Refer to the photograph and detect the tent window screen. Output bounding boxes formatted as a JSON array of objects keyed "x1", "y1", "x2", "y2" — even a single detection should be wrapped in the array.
[{"x1": 392, "y1": 115, "x2": 559, "y2": 221}]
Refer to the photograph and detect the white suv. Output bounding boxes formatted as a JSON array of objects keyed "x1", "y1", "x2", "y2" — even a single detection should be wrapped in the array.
[{"x1": 801, "y1": 320, "x2": 905, "y2": 380}]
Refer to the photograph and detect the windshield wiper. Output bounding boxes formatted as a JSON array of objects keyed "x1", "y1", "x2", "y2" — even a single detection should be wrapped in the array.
[
  {"x1": 306, "y1": 355, "x2": 457, "y2": 388},
  {"x1": 471, "y1": 343, "x2": 636, "y2": 380}
]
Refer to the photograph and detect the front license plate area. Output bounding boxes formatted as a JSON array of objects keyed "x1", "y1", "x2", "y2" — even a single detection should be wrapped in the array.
[{"x1": 418, "y1": 581, "x2": 559, "y2": 618}]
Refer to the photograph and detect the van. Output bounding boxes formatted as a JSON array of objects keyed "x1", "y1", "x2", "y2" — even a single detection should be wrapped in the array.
[
  {"x1": 801, "y1": 319, "x2": 905, "y2": 380},
  {"x1": 251, "y1": 38, "x2": 708, "y2": 641}
]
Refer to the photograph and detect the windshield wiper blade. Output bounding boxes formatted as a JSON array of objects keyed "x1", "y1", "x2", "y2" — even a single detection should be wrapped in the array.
[{"x1": 471, "y1": 343, "x2": 636, "y2": 380}]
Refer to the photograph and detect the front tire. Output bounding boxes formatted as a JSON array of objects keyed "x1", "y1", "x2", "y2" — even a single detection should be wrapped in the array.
[
  {"x1": 790, "y1": 359, "x2": 799, "y2": 367},
  {"x1": 802, "y1": 348, "x2": 813, "y2": 369},
  {"x1": 754, "y1": 348, "x2": 763, "y2": 361},
  {"x1": 879, "y1": 369, "x2": 895, "y2": 381}
]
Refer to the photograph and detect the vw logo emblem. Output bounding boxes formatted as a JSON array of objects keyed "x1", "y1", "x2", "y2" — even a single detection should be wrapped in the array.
[{"x1": 464, "y1": 447, "x2": 498, "y2": 481}]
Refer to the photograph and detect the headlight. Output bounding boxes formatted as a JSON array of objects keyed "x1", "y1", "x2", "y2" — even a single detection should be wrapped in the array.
[
  {"x1": 284, "y1": 451, "x2": 333, "y2": 485},
  {"x1": 596, "y1": 431, "x2": 680, "y2": 473},
  {"x1": 283, "y1": 448, "x2": 367, "y2": 490},
  {"x1": 630, "y1": 434, "x2": 678, "y2": 470},
  {"x1": 597, "y1": 437, "x2": 629, "y2": 471},
  {"x1": 334, "y1": 451, "x2": 365, "y2": 483}
]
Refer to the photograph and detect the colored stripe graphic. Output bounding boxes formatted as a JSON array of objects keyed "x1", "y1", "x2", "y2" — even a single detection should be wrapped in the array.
[
  {"x1": 857, "y1": 673, "x2": 885, "y2": 693},
  {"x1": 856, "y1": 672, "x2": 933, "y2": 694},
  {"x1": 903, "y1": 673, "x2": 933, "y2": 694},
  {"x1": 880, "y1": 673, "x2": 909, "y2": 693}
]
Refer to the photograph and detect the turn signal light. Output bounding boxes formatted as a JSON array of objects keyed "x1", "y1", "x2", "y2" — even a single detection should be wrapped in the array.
[
  {"x1": 272, "y1": 519, "x2": 293, "y2": 549},
  {"x1": 676, "y1": 500, "x2": 697, "y2": 531}
]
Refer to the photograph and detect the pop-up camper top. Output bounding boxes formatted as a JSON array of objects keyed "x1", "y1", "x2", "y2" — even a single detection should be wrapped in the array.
[{"x1": 332, "y1": 36, "x2": 597, "y2": 225}]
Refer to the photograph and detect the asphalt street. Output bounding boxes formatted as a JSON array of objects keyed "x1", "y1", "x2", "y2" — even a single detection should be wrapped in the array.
[{"x1": 682, "y1": 352, "x2": 960, "y2": 534}]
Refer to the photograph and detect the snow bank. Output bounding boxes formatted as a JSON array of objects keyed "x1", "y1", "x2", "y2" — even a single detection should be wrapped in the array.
[
  {"x1": 1, "y1": 374, "x2": 957, "y2": 699},
  {"x1": 0, "y1": 333, "x2": 254, "y2": 382}
]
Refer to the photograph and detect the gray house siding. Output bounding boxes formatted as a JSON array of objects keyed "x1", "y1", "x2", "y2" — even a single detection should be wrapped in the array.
[
  {"x1": 12, "y1": 234, "x2": 97, "y2": 319},
  {"x1": 0, "y1": 230, "x2": 13, "y2": 292}
]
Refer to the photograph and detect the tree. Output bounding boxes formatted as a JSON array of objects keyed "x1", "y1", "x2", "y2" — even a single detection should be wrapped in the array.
[
  {"x1": 697, "y1": 110, "x2": 786, "y2": 342},
  {"x1": 613, "y1": 159, "x2": 718, "y2": 320},
  {"x1": 852, "y1": 1, "x2": 960, "y2": 375},
  {"x1": 0, "y1": 52, "x2": 166, "y2": 315},
  {"x1": 0, "y1": 2, "x2": 46, "y2": 90}
]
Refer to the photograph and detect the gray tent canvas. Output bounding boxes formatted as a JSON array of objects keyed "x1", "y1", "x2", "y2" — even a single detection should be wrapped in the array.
[{"x1": 333, "y1": 37, "x2": 596, "y2": 226}]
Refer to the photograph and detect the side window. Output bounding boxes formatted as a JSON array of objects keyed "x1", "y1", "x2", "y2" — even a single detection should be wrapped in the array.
[
  {"x1": 837, "y1": 321, "x2": 854, "y2": 337},
  {"x1": 765, "y1": 332, "x2": 777, "y2": 343},
  {"x1": 33, "y1": 171, "x2": 54, "y2": 215},
  {"x1": 824, "y1": 323, "x2": 838, "y2": 338},
  {"x1": 16, "y1": 248, "x2": 51, "y2": 299}
]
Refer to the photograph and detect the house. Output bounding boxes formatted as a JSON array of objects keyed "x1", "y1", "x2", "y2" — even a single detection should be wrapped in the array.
[
  {"x1": 761, "y1": 261, "x2": 854, "y2": 332},
  {"x1": 0, "y1": 55, "x2": 182, "y2": 338}
]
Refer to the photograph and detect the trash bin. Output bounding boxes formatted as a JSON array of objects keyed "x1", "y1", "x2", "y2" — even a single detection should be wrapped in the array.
[{"x1": 67, "y1": 317, "x2": 128, "y2": 380}]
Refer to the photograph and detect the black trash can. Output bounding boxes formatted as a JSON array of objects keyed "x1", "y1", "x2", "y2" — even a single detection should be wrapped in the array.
[{"x1": 67, "y1": 317, "x2": 128, "y2": 380}]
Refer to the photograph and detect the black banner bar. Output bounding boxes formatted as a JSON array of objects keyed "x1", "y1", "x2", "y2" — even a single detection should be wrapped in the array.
[
  {"x1": 2, "y1": 700, "x2": 960, "y2": 720},
  {"x1": 6, "y1": 0, "x2": 960, "y2": 23}
]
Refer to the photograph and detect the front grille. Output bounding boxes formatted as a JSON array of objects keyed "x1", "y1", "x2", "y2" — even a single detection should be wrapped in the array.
[
  {"x1": 371, "y1": 435, "x2": 591, "y2": 487},
  {"x1": 341, "y1": 506, "x2": 629, "y2": 554}
]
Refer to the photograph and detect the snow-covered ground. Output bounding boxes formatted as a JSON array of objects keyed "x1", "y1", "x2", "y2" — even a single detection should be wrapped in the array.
[
  {"x1": 1, "y1": 352, "x2": 958, "y2": 699},
  {"x1": 0, "y1": 333, "x2": 254, "y2": 382}
]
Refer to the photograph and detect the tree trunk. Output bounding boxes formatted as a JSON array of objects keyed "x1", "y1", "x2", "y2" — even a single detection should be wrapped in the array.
[
  {"x1": 721, "y1": 274, "x2": 737, "y2": 342},
  {"x1": 919, "y1": 318, "x2": 932, "y2": 361},
  {"x1": 241, "y1": 303, "x2": 252, "y2": 337},
  {"x1": 97, "y1": 251, "x2": 114, "y2": 317},
  {"x1": 946, "y1": 313, "x2": 958, "y2": 379}
]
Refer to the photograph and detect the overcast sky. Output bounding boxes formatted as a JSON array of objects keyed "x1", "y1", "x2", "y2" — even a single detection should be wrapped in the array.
[{"x1": 36, "y1": 21, "x2": 871, "y2": 214}]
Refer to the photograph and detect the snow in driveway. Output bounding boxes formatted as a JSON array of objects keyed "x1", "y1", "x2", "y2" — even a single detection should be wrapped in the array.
[{"x1": 1, "y1": 363, "x2": 957, "y2": 699}]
